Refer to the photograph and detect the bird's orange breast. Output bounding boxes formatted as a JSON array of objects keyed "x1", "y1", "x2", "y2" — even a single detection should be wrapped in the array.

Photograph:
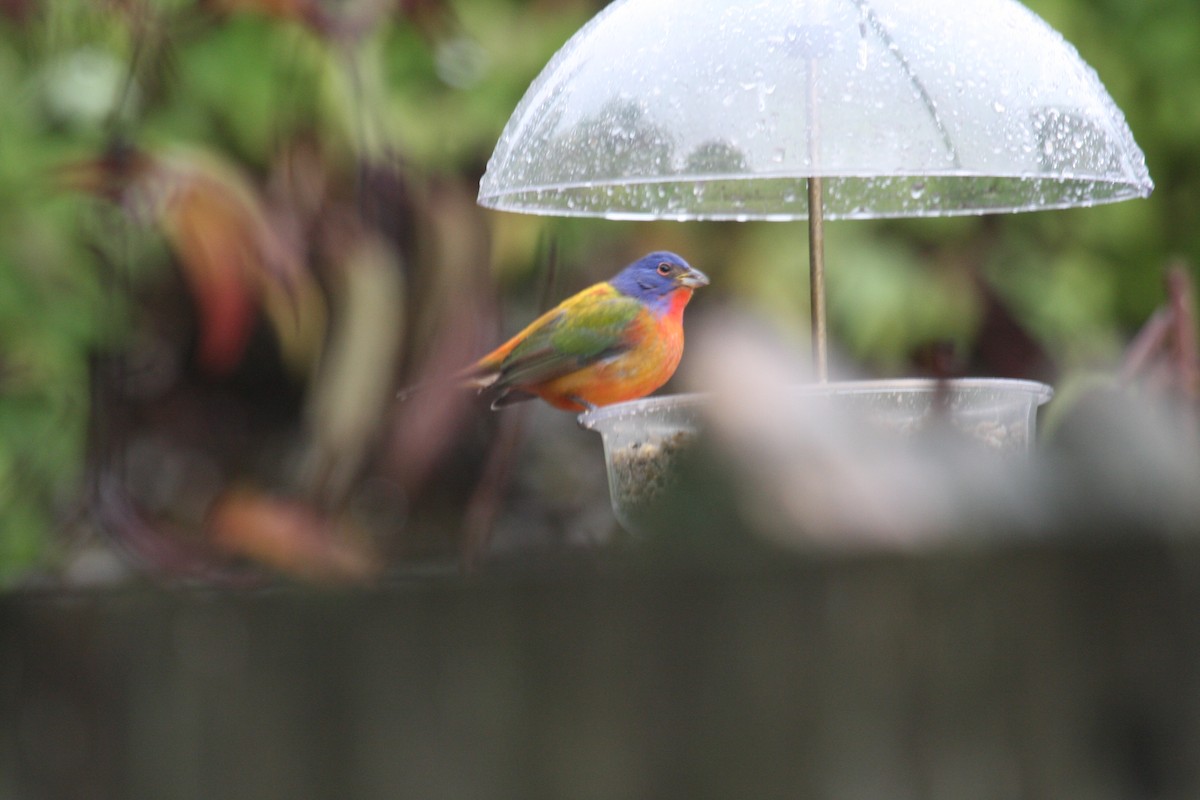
[{"x1": 536, "y1": 288, "x2": 692, "y2": 412}]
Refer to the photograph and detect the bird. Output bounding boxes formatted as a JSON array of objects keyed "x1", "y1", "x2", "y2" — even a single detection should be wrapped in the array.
[{"x1": 419, "y1": 251, "x2": 708, "y2": 413}]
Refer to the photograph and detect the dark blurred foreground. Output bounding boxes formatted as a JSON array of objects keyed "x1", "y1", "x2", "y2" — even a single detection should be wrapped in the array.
[{"x1": 4, "y1": 539, "x2": 1200, "y2": 800}]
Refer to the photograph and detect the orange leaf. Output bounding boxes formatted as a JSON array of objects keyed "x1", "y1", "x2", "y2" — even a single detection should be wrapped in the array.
[{"x1": 208, "y1": 489, "x2": 378, "y2": 582}]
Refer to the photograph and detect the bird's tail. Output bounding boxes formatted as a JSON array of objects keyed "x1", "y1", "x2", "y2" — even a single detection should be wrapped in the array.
[{"x1": 395, "y1": 365, "x2": 498, "y2": 404}]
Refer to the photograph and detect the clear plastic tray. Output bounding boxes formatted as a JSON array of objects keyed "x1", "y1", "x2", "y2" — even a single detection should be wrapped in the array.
[{"x1": 579, "y1": 378, "x2": 1053, "y2": 533}]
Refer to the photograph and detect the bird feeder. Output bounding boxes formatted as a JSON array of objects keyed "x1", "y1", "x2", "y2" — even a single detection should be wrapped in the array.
[{"x1": 477, "y1": 0, "x2": 1152, "y2": 531}]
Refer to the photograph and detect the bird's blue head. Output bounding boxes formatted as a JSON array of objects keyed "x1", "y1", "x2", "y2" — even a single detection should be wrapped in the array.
[{"x1": 610, "y1": 251, "x2": 709, "y2": 313}]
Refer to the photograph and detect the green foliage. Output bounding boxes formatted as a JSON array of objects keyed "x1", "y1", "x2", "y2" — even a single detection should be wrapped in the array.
[
  {"x1": 825, "y1": 225, "x2": 980, "y2": 368},
  {"x1": 0, "y1": 0, "x2": 1195, "y2": 581},
  {"x1": 0, "y1": 203, "x2": 109, "y2": 579},
  {"x1": 0, "y1": 19, "x2": 119, "y2": 579},
  {"x1": 166, "y1": 17, "x2": 328, "y2": 160},
  {"x1": 0, "y1": 0, "x2": 604, "y2": 582},
  {"x1": 1010, "y1": 0, "x2": 1200, "y2": 332}
]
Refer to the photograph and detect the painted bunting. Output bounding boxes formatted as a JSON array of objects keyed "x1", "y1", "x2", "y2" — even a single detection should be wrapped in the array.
[{"x1": 453, "y1": 251, "x2": 708, "y2": 413}]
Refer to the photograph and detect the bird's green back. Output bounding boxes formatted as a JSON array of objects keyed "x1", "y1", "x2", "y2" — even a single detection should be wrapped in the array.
[{"x1": 496, "y1": 285, "x2": 644, "y2": 387}]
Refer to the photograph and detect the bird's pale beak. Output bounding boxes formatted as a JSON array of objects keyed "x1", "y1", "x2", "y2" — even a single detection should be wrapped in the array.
[{"x1": 677, "y1": 268, "x2": 710, "y2": 289}]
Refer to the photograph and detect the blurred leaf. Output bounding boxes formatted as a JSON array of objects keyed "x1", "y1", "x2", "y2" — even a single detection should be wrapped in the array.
[
  {"x1": 826, "y1": 228, "x2": 980, "y2": 369},
  {"x1": 208, "y1": 488, "x2": 378, "y2": 582},
  {"x1": 63, "y1": 145, "x2": 326, "y2": 375},
  {"x1": 302, "y1": 234, "x2": 405, "y2": 502},
  {"x1": 172, "y1": 16, "x2": 326, "y2": 160}
]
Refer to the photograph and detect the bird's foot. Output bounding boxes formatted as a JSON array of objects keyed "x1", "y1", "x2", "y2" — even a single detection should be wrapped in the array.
[{"x1": 570, "y1": 395, "x2": 599, "y2": 413}]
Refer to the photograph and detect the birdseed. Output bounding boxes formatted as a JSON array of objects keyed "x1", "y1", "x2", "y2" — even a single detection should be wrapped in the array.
[{"x1": 610, "y1": 430, "x2": 697, "y2": 519}]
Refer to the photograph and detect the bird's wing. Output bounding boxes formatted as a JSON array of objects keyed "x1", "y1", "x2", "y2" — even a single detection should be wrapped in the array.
[{"x1": 491, "y1": 287, "x2": 644, "y2": 390}]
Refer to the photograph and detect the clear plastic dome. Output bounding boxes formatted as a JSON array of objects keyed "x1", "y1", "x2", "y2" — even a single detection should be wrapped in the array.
[{"x1": 478, "y1": 0, "x2": 1153, "y2": 221}]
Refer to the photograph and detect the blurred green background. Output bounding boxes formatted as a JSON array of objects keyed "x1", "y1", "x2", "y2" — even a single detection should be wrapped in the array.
[{"x1": 0, "y1": 0, "x2": 1193, "y2": 584}]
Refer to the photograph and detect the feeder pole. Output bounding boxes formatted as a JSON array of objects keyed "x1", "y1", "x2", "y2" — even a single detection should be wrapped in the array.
[
  {"x1": 808, "y1": 176, "x2": 827, "y2": 382},
  {"x1": 806, "y1": 30, "x2": 828, "y2": 384}
]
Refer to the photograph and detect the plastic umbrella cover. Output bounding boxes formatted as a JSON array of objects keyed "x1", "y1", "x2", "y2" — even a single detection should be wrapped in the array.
[{"x1": 478, "y1": 0, "x2": 1153, "y2": 221}]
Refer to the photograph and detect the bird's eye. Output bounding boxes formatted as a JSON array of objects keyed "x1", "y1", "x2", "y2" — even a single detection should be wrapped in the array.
[{"x1": 656, "y1": 262, "x2": 672, "y2": 276}]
